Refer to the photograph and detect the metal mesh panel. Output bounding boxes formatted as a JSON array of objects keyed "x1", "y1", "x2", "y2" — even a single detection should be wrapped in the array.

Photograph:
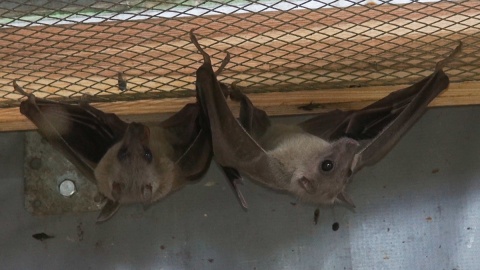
[{"x1": 0, "y1": 0, "x2": 477, "y2": 108}]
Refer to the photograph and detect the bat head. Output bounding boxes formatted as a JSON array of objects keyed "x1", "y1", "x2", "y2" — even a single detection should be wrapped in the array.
[
  {"x1": 95, "y1": 122, "x2": 175, "y2": 205},
  {"x1": 290, "y1": 137, "x2": 359, "y2": 207}
]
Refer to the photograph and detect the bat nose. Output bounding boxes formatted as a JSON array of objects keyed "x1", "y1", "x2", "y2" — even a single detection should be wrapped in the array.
[{"x1": 299, "y1": 177, "x2": 316, "y2": 194}]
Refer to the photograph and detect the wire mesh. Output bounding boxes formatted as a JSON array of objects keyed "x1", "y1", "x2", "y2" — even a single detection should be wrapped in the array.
[{"x1": 0, "y1": 0, "x2": 478, "y2": 108}]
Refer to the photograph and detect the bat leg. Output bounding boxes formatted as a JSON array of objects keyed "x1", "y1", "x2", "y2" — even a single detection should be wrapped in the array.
[
  {"x1": 221, "y1": 166, "x2": 248, "y2": 209},
  {"x1": 96, "y1": 199, "x2": 121, "y2": 223}
]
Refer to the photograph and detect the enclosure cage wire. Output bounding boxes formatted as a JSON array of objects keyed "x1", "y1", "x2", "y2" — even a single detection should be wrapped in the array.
[{"x1": 0, "y1": 0, "x2": 478, "y2": 108}]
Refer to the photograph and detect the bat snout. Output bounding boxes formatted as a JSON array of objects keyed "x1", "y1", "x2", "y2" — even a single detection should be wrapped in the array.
[{"x1": 298, "y1": 177, "x2": 317, "y2": 194}]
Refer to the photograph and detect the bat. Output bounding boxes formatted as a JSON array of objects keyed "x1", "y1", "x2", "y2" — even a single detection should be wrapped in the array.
[
  {"x1": 191, "y1": 28, "x2": 461, "y2": 209},
  {"x1": 117, "y1": 72, "x2": 127, "y2": 91},
  {"x1": 15, "y1": 82, "x2": 212, "y2": 222},
  {"x1": 298, "y1": 101, "x2": 323, "y2": 111}
]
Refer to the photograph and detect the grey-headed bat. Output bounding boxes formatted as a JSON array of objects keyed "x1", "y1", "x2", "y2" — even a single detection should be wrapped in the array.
[
  {"x1": 15, "y1": 82, "x2": 212, "y2": 222},
  {"x1": 191, "y1": 28, "x2": 461, "y2": 208}
]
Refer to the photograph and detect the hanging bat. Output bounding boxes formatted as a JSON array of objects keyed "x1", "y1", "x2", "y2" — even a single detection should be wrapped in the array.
[
  {"x1": 191, "y1": 28, "x2": 461, "y2": 208},
  {"x1": 15, "y1": 82, "x2": 212, "y2": 222}
]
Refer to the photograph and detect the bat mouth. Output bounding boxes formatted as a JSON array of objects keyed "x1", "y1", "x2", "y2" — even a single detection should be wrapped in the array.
[
  {"x1": 141, "y1": 183, "x2": 153, "y2": 204},
  {"x1": 298, "y1": 177, "x2": 316, "y2": 194}
]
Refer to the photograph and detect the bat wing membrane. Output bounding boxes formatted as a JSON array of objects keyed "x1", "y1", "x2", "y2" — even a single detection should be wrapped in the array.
[
  {"x1": 299, "y1": 41, "x2": 462, "y2": 172},
  {"x1": 160, "y1": 103, "x2": 213, "y2": 181},
  {"x1": 16, "y1": 84, "x2": 127, "y2": 222},
  {"x1": 191, "y1": 31, "x2": 279, "y2": 196},
  {"x1": 19, "y1": 91, "x2": 127, "y2": 182}
]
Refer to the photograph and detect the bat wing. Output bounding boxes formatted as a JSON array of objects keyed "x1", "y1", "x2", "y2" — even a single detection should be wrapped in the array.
[
  {"x1": 300, "y1": 71, "x2": 449, "y2": 171},
  {"x1": 16, "y1": 82, "x2": 127, "y2": 221},
  {"x1": 299, "y1": 42, "x2": 461, "y2": 172},
  {"x1": 160, "y1": 103, "x2": 213, "y2": 181},
  {"x1": 229, "y1": 85, "x2": 271, "y2": 139},
  {"x1": 191, "y1": 31, "x2": 277, "y2": 191}
]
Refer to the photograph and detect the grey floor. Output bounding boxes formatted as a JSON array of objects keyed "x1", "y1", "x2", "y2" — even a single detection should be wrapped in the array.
[{"x1": 1, "y1": 106, "x2": 480, "y2": 270}]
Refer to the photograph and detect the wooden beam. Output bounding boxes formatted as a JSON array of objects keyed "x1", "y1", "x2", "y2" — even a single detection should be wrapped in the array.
[{"x1": 1, "y1": 80, "x2": 479, "y2": 132}]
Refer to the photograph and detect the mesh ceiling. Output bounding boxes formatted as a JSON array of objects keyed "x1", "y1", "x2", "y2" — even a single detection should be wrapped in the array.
[{"x1": 0, "y1": 0, "x2": 477, "y2": 107}]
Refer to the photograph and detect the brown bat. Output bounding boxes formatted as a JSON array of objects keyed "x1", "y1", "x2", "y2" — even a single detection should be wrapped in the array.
[
  {"x1": 191, "y1": 29, "x2": 461, "y2": 209},
  {"x1": 15, "y1": 82, "x2": 212, "y2": 222}
]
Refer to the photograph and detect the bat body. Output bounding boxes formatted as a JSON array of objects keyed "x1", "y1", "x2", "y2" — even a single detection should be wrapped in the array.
[
  {"x1": 16, "y1": 83, "x2": 212, "y2": 221},
  {"x1": 191, "y1": 29, "x2": 461, "y2": 207}
]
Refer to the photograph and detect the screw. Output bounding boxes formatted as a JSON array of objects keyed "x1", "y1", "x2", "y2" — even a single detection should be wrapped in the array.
[{"x1": 59, "y1": 179, "x2": 76, "y2": 197}]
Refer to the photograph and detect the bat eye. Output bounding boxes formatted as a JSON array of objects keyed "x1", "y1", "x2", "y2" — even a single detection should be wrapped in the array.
[
  {"x1": 143, "y1": 147, "x2": 153, "y2": 163},
  {"x1": 321, "y1": 160, "x2": 334, "y2": 172},
  {"x1": 117, "y1": 146, "x2": 128, "y2": 161}
]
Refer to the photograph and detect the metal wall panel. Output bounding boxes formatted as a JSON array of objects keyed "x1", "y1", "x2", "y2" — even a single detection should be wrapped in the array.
[{"x1": 0, "y1": 106, "x2": 479, "y2": 269}]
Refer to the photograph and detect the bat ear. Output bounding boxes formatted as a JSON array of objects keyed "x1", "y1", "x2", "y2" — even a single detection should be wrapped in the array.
[
  {"x1": 336, "y1": 191, "x2": 356, "y2": 208},
  {"x1": 333, "y1": 138, "x2": 360, "y2": 152},
  {"x1": 96, "y1": 200, "x2": 120, "y2": 223}
]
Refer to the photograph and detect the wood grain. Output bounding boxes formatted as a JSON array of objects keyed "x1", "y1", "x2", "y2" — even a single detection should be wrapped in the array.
[{"x1": 2, "y1": 80, "x2": 479, "y2": 132}]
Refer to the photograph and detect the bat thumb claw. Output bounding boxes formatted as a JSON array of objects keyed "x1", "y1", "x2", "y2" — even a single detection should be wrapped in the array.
[
  {"x1": 232, "y1": 177, "x2": 248, "y2": 209},
  {"x1": 96, "y1": 200, "x2": 120, "y2": 224},
  {"x1": 336, "y1": 191, "x2": 356, "y2": 208},
  {"x1": 237, "y1": 191, "x2": 248, "y2": 209}
]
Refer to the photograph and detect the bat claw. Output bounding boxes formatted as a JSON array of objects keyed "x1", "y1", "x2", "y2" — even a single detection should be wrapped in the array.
[
  {"x1": 215, "y1": 51, "x2": 231, "y2": 76},
  {"x1": 117, "y1": 71, "x2": 128, "y2": 91},
  {"x1": 190, "y1": 29, "x2": 212, "y2": 65},
  {"x1": 336, "y1": 191, "x2": 356, "y2": 208},
  {"x1": 96, "y1": 199, "x2": 120, "y2": 223},
  {"x1": 233, "y1": 179, "x2": 248, "y2": 209},
  {"x1": 221, "y1": 166, "x2": 248, "y2": 209},
  {"x1": 13, "y1": 80, "x2": 30, "y2": 97}
]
